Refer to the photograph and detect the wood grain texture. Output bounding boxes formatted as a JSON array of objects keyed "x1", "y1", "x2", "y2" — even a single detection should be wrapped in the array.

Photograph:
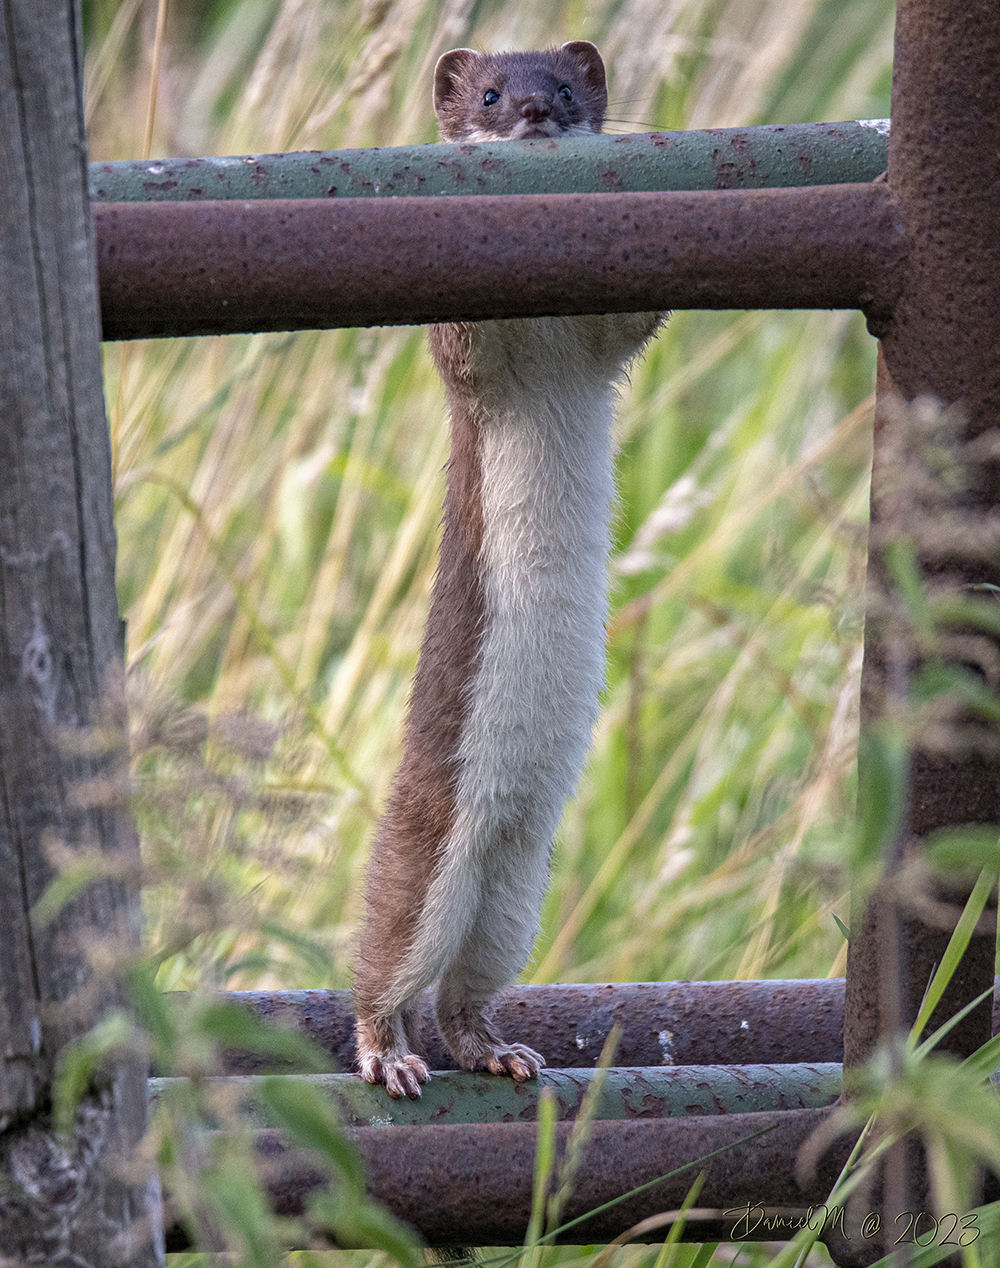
[{"x1": 0, "y1": 1, "x2": 159, "y2": 1262}]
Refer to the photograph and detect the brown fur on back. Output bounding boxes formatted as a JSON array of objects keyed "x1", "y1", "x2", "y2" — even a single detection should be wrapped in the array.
[{"x1": 353, "y1": 325, "x2": 485, "y2": 1019}]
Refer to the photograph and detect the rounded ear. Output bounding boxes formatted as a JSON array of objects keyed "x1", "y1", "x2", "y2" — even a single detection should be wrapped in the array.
[
  {"x1": 434, "y1": 48, "x2": 480, "y2": 115},
  {"x1": 560, "y1": 40, "x2": 607, "y2": 98}
]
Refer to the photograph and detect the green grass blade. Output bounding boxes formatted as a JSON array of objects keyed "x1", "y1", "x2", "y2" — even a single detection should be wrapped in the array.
[
  {"x1": 524, "y1": 1085, "x2": 558, "y2": 1264},
  {"x1": 908, "y1": 867, "x2": 997, "y2": 1049}
]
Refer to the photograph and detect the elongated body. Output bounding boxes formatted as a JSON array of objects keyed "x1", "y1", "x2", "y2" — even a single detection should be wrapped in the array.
[{"x1": 354, "y1": 41, "x2": 663, "y2": 1098}]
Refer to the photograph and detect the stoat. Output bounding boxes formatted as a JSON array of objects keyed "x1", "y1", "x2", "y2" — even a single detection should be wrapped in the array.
[{"x1": 354, "y1": 41, "x2": 664, "y2": 1098}]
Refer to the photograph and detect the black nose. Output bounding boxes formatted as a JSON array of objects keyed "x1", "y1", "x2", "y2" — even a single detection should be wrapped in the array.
[{"x1": 520, "y1": 99, "x2": 551, "y2": 123}]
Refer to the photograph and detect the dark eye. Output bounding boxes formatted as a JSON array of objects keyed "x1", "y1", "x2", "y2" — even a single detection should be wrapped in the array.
[
  {"x1": 558, "y1": 84, "x2": 573, "y2": 102},
  {"x1": 482, "y1": 89, "x2": 500, "y2": 107}
]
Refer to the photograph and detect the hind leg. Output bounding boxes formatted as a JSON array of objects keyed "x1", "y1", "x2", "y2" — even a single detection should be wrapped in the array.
[
  {"x1": 355, "y1": 827, "x2": 480, "y2": 1097},
  {"x1": 355, "y1": 1001, "x2": 429, "y2": 1099},
  {"x1": 436, "y1": 955, "x2": 543, "y2": 1080},
  {"x1": 435, "y1": 843, "x2": 548, "y2": 1079}
]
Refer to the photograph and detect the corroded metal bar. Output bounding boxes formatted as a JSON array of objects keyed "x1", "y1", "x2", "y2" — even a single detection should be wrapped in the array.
[
  {"x1": 162, "y1": 1108, "x2": 857, "y2": 1250},
  {"x1": 148, "y1": 1063, "x2": 842, "y2": 1127},
  {"x1": 89, "y1": 121, "x2": 889, "y2": 204},
  {"x1": 842, "y1": 3, "x2": 1000, "y2": 1261},
  {"x1": 214, "y1": 980, "x2": 846, "y2": 1075},
  {"x1": 846, "y1": 0, "x2": 1000, "y2": 1075},
  {"x1": 96, "y1": 183, "x2": 902, "y2": 340}
]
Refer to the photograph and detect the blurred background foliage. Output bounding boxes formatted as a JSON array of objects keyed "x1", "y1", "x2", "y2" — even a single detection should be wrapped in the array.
[{"x1": 83, "y1": 0, "x2": 894, "y2": 999}]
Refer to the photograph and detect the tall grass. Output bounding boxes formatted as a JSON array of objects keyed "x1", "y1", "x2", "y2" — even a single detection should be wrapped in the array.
[{"x1": 85, "y1": 0, "x2": 893, "y2": 1002}]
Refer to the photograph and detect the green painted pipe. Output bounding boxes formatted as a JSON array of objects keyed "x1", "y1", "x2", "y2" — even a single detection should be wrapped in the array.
[
  {"x1": 90, "y1": 121, "x2": 888, "y2": 204},
  {"x1": 148, "y1": 1062, "x2": 841, "y2": 1127}
]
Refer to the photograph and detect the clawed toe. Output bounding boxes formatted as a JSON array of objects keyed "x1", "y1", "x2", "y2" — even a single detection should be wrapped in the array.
[
  {"x1": 385, "y1": 1055, "x2": 430, "y2": 1099},
  {"x1": 485, "y1": 1044, "x2": 544, "y2": 1081},
  {"x1": 361, "y1": 1053, "x2": 430, "y2": 1099}
]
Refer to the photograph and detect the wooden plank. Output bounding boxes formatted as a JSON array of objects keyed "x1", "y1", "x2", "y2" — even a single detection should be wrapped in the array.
[{"x1": 0, "y1": 2, "x2": 159, "y2": 1261}]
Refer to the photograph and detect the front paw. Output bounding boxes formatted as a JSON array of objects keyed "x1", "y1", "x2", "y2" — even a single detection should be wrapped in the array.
[
  {"x1": 483, "y1": 1043, "x2": 544, "y2": 1082},
  {"x1": 359, "y1": 1052, "x2": 430, "y2": 1099}
]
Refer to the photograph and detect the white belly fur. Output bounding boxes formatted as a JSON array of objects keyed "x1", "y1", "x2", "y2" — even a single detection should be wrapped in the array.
[{"x1": 385, "y1": 312, "x2": 657, "y2": 1011}]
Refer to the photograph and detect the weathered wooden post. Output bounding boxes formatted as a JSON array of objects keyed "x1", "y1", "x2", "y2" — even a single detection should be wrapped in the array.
[{"x1": 0, "y1": 2, "x2": 160, "y2": 1261}]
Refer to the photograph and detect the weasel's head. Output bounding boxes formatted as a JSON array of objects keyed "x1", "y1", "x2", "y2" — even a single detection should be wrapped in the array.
[{"x1": 433, "y1": 42, "x2": 607, "y2": 143}]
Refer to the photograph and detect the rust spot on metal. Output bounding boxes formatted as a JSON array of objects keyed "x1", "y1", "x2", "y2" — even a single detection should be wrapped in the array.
[
  {"x1": 638, "y1": 1093, "x2": 666, "y2": 1116},
  {"x1": 141, "y1": 180, "x2": 177, "y2": 193},
  {"x1": 614, "y1": 1080, "x2": 663, "y2": 1120}
]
